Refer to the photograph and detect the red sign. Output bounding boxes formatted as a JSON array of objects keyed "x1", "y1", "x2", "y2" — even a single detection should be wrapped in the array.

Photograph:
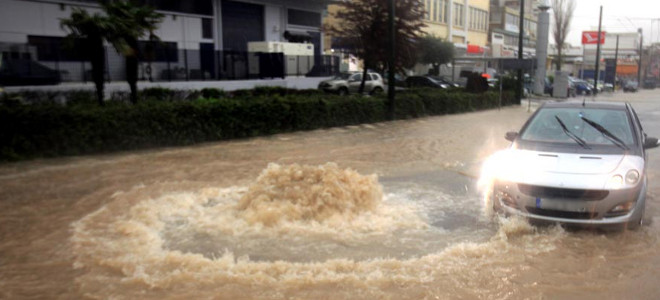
[
  {"x1": 467, "y1": 44, "x2": 484, "y2": 54},
  {"x1": 582, "y1": 31, "x2": 606, "y2": 44}
]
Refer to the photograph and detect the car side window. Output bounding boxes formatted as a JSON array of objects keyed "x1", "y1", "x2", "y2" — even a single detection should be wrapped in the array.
[
  {"x1": 350, "y1": 74, "x2": 362, "y2": 81},
  {"x1": 365, "y1": 74, "x2": 373, "y2": 81},
  {"x1": 372, "y1": 74, "x2": 381, "y2": 81}
]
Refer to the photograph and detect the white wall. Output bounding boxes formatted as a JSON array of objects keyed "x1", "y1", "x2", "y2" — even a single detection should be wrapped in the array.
[
  {"x1": 264, "y1": 5, "x2": 283, "y2": 42},
  {"x1": 0, "y1": 0, "x2": 211, "y2": 51}
]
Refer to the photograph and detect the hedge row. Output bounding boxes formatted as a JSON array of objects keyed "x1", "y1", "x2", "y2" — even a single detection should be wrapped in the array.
[{"x1": 0, "y1": 88, "x2": 514, "y2": 161}]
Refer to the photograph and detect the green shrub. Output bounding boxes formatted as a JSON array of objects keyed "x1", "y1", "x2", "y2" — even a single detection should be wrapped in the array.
[
  {"x1": 0, "y1": 88, "x2": 515, "y2": 161},
  {"x1": 200, "y1": 88, "x2": 225, "y2": 99}
]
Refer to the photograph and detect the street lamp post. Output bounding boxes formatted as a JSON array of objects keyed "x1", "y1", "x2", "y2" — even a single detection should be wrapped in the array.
[
  {"x1": 516, "y1": 0, "x2": 525, "y2": 104},
  {"x1": 638, "y1": 28, "x2": 643, "y2": 85},
  {"x1": 387, "y1": 0, "x2": 395, "y2": 120}
]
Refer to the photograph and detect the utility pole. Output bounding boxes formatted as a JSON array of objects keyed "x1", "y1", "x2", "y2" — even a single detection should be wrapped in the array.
[
  {"x1": 533, "y1": 3, "x2": 550, "y2": 95},
  {"x1": 516, "y1": 0, "x2": 525, "y2": 104},
  {"x1": 387, "y1": 0, "x2": 395, "y2": 120},
  {"x1": 593, "y1": 6, "x2": 603, "y2": 96},
  {"x1": 638, "y1": 28, "x2": 643, "y2": 85},
  {"x1": 614, "y1": 34, "x2": 619, "y2": 90}
]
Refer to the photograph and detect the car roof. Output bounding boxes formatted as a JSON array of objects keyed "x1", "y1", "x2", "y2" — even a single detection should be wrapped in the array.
[{"x1": 541, "y1": 101, "x2": 628, "y2": 110}]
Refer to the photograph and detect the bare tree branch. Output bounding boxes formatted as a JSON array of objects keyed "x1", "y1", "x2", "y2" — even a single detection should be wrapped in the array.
[{"x1": 552, "y1": 0, "x2": 576, "y2": 71}]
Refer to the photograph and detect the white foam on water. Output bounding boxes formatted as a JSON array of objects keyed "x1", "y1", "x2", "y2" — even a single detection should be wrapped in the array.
[{"x1": 71, "y1": 163, "x2": 568, "y2": 298}]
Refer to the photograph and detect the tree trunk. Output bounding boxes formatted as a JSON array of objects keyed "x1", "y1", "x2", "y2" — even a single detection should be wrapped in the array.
[
  {"x1": 89, "y1": 37, "x2": 105, "y2": 106},
  {"x1": 556, "y1": 46, "x2": 563, "y2": 71},
  {"x1": 126, "y1": 38, "x2": 139, "y2": 104},
  {"x1": 358, "y1": 65, "x2": 368, "y2": 95},
  {"x1": 431, "y1": 64, "x2": 440, "y2": 76}
]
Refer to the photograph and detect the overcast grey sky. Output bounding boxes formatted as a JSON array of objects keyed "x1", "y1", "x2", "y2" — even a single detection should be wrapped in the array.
[{"x1": 556, "y1": 0, "x2": 660, "y2": 46}]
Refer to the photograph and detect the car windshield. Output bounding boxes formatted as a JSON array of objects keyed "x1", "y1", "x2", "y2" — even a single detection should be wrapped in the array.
[
  {"x1": 333, "y1": 73, "x2": 352, "y2": 80},
  {"x1": 520, "y1": 107, "x2": 635, "y2": 146}
]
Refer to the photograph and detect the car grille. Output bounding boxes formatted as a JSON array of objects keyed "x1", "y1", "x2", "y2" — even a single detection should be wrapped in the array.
[
  {"x1": 525, "y1": 207, "x2": 596, "y2": 219},
  {"x1": 518, "y1": 184, "x2": 609, "y2": 201}
]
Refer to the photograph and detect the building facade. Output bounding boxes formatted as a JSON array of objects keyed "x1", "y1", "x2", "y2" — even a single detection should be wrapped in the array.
[
  {"x1": 0, "y1": 0, "x2": 334, "y2": 83},
  {"x1": 489, "y1": 0, "x2": 541, "y2": 58}
]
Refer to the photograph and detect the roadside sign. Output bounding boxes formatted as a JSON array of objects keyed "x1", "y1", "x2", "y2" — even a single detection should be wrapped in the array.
[{"x1": 582, "y1": 31, "x2": 606, "y2": 44}]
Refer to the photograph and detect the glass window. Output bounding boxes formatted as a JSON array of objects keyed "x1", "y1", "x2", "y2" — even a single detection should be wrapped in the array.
[
  {"x1": 202, "y1": 18, "x2": 213, "y2": 39},
  {"x1": 288, "y1": 9, "x2": 321, "y2": 27},
  {"x1": 350, "y1": 73, "x2": 362, "y2": 81},
  {"x1": 520, "y1": 108, "x2": 634, "y2": 146},
  {"x1": 140, "y1": 0, "x2": 213, "y2": 16}
]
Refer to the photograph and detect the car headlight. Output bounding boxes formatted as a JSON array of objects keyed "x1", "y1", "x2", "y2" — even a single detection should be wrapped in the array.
[
  {"x1": 625, "y1": 170, "x2": 640, "y2": 185},
  {"x1": 607, "y1": 175, "x2": 624, "y2": 189}
]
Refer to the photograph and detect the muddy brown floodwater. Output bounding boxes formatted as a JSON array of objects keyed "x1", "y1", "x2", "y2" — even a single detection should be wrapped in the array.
[{"x1": 1, "y1": 103, "x2": 660, "y2": 299}]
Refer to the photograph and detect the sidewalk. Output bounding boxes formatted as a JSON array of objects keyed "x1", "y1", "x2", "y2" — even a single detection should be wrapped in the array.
[{"x1": 3, "y1": 76, "x2": 333, "y2": 98}]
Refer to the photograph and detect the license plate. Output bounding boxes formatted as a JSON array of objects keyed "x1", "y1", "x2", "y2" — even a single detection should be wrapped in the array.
[{"x1": 536, "y1": 197, "x2": 542, "y2": 208}]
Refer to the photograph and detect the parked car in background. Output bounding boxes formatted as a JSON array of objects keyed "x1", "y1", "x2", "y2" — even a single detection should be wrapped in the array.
[
  {"x1": 544, "y1": 77, "x2": 553, "y2": 95},
  {"x1": 318, "y1": 72, "x2": 385, "y2": 95},
  {"x1": 405, "y1": 75, "x2": 451, "y2": 89},
  {"x1": 430, "y1": 76, "x2": 461, "y2": 88},
  {"x1": 642, "y1": 78, "x2": 657, "y2": 89},
  {"x1": 572, "y1": 80, "x2": 593, "y2": 95},
  {"x1": 623, "y1": 80, "x2": 639, "y2": 92},
  {"x1": 485, "y1": 101, "x2": 658, "y2": 229}
]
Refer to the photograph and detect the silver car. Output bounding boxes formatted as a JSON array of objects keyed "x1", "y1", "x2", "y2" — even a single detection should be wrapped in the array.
[
  {"x1": 482, "y1": 102, "x2": 659, "y2": 229},
  {"x1": 318, "y1": 72, "x2": 385, "y2": 96}
]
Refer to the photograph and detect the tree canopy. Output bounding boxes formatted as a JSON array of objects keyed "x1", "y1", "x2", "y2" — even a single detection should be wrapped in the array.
[
  {"x1": 418, "y1": 35, "x2": 455, "y2": 75},
  {"x1": 326, "y1": 0, "x2": 426, "y2": 74}
]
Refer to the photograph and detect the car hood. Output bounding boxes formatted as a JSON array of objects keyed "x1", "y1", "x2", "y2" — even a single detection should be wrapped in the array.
[
  {"x1": 506, "y1": 150, "x2": 623, "y2": 174},
  {"x1": 481, "y1": 149, "x2": 644, "y2": 189}
]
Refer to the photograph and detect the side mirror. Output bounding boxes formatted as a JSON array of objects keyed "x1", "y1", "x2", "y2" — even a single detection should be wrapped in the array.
[
  {"x1": 644, "y1": 137, "x2": 659, "y2": 149},
  {"x1": 505, "y1": 131, "x2": 518, "y2": 142}
]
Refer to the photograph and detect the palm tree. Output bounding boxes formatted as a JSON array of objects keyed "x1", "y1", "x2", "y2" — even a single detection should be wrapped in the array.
[
  {"x1": 104, "y1": 1, "x2": 163, "y2": 104},
  {"x1": 61, "y1": 9, "x2": 114, "y2": 106}
]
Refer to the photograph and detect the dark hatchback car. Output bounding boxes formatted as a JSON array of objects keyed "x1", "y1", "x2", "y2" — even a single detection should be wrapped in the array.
[
  {"x1": 483, "y1": 101, "x2": 659, "y2": 229},
  {"x1": 405, "y1": 75, "x2": 451, "y2": 89}
]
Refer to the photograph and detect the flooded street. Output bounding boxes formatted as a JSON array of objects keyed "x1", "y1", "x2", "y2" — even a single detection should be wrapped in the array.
[{"x1": 2, "y1": 92, "x2": 660, "y2": 299}]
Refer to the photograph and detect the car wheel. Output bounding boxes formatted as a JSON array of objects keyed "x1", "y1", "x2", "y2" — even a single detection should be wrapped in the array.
[
  {"x1": 338, "y1": 87, "x2": 348, "y2": 96},
  {"x1": 370, "y1": 87, "x2": 383, "y2": 95}
]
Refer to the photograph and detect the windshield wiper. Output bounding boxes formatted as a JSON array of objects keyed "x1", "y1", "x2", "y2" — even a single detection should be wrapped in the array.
[
  {"x1": 555, "y1": 115, "x2": 590, "y2": 149},
  {"x1": 580, "y1": 116, "x2": 629, "y2": 150}
]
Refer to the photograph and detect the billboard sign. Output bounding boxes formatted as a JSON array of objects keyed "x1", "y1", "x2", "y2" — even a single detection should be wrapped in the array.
[{"x1": 582, "y1": 31, "x2": 606, "y2": 44}]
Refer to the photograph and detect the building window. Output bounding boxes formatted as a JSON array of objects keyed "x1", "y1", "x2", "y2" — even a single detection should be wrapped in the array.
[
  {"x1": 288, "y1": 9, "x2": 321, "y2": 27},
  {"x1": 138, "y1": 41, "x2": 178, "y2": 62},
  {"x1": 28, "y1": 35, "x2": 85, "y2": 61},
  {"x1": 139, "y1": 0, "x2": 213, "y2": 16},
  {"x1": 468, "y1": 7, "x2": 488, "y2": 31},
  {"x1": 432, "y1": 0, "x2": 438, "y2": 21},
  {"x1": 202, "y1": 18, "x2": 213, "y2": 39},
  {"x1": 436, "y1": 0, "x2": 444, "y2": 23},
  {"x1": 453, "y1": 3, "x2": 464, "y2": 27}
]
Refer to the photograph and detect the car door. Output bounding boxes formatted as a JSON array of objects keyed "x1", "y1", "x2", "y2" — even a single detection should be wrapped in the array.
[
  {"x1": 364, "y1": 74, "x2": 374, "y2": 92},
  {"x1": 348, "y1": 73, "x2": 363, "y2": 93}
]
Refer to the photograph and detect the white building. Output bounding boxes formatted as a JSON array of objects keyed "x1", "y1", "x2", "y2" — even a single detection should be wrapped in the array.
[{"x1": 0, "y1": 0, "x2": 333, "y2": 82}]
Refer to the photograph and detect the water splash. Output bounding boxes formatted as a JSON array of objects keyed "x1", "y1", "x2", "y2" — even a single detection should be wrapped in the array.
[
  {"x1": 71, "y1": 163, "x2": 568, "y2": 299},
  {"x1": 236, "y1": 163, "x2": 383, "y2": 226}
]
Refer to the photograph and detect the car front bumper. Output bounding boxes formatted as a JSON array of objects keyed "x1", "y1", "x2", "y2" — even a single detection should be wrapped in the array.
[{"x1": 492, "y1": 179, "x2": 646, "y2": 226}]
